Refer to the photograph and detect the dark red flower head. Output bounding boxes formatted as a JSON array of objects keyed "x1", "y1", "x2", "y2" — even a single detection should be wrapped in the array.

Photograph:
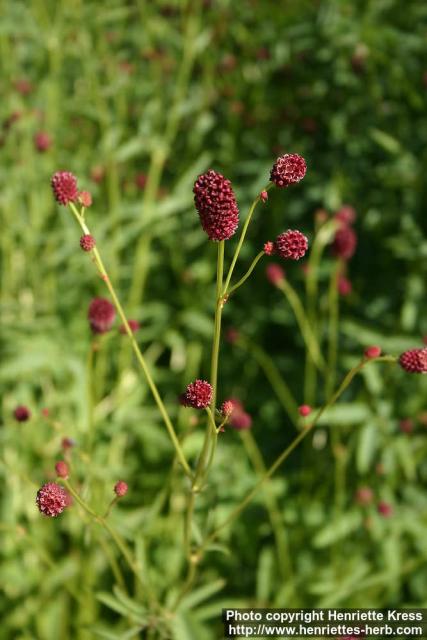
[
  {"x1": 80, "y1": 234, "x2": 96, "y2": 252},
  {"x1": 274, "y1": 230, "x2": 308, "y2": 260},
  {"x1": 61, "y1": 437, "x2": 75, "y2": 450},
  {"x1": 180, "y1": 379, "x2": 212, "y2": 409},
  {"x1": 230, "y1": 410, "x2": 252, "y2": 430},
  {"x1": 14, "y1": 405, "x2": 31, "y2": 422},
  {"x1": 36, "y1": 482, "x2": 69, "y2": 517},
  {"x1": 399, "y1": 418, "x2": 413, "y2": 434},
  {"x1": 270, "y1": 153, "x2": 306, "y2": 188},
  {"x1": 34, "y1": 131, "x2": 52, "y2": 152},
  {"x1": 335, "y1": 205, "x2": 356, "y2": 226},
  {"x1": 225, "y1": 327, "x2": 240, "y2": 344},
  {"x1": 114, "y1": 481, "x2": 128, "y2": 497},
  {"x1": 51, "y1": 171, "x2": 79, "y2": 206},
  {"x1": 377, "y1": 501, "x2": 393, "y2": 517},
  {"x1": 55, "y1": 461, "x2": 69, "y2": 478},
  {"x1": 332, "y1": 226, "x2": 357, "y2": 260},
  {"x1": 88, "y1": 297, "x2": 116, "y2": 334},
  {"x1": 119, "y1": 320, "x2": 140, "y2": 334},
  {"x1": 266, "y1": 263, "x2": 285, "y2": 286},
  {"x1": 193, "y1": 170, "x2": 239, "y2": 241},
  {"x1": 399, "y1": 348, "x2": 427, "y2": 374},
  {"x1": 135, "y1": 173, "x2": 147, "y2": 190}
]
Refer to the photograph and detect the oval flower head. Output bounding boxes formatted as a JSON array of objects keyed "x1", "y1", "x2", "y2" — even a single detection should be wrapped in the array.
[{"x1": 193, "y1": 170, "x2": 239, "y2": 241}]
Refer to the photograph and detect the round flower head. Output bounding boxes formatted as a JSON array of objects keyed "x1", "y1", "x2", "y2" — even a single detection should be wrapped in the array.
[
  {"x1": 230, "y1": 410, "x2": 252, "y2": 430},
  {"x1": 274, "y1": 230, "x2": 308, "y2": 260},
  {"x1": 62, "y1": 437, "x2": 75, "y2": 450},
  {"x1": 266, "y1": 263, "x2": 285, "y2": 286},
  {"x1": 221, "y1": 400, "x2": 234, "y2": 417},
  {"x1": 180, "y1": 379, "x2": 212, "y2": 409},
  {"x1": 364, "y1": 345, "x2": 381, "y2": 359},
  {"x1": 225, "y1": 327, "x2": 240, "y2": 344},
  {"x1": 355, "y1": 486, "x2": 374, "y2": 506},
  {"x1": 114, "y1": 481, "x2": 128, "y2": 497},
  {"x1": 51, "y1": 171, "x2": 78, "y2": 206},
  {"x1": 36, "y1": 482, "x2": 69, "y2": 517},
  {"x1": 399, "y1": 418, "x2": 413, "y2": 434},
  {"x1": 263, "y1": 241, "x2": 274, "y2": 256},
  {"x1": 55, "y1": 461, "x2": 69, "y2": 478},
  {"x1": 135, "y1": 173, "x2": 147, "y2": 190},
  {"x1": 335, "y1": 205, "x2": 356, "y2": 226},
  {"x1": 13, "y1": 405, "x2": 31, "y2": 422},
  {"x1": 193, "y1": 169, "x2": 239, "y2": 241},
  {"x1": 377, "y1": 501, "x2": 393, "y2": 518},
  {"x1": 88, "y1": 297, "x2": 116, "y2": 334},
  {"x1": 34, "y1": 131, "x2": 51, "y2": 152},
  {"x1": 119, "y1": 320, "x2": 140, "y2": 334},
  {"x1": 80, "y1": 234, "x2": 96, "y2": 252},
  {"x1": 332, "y1": 226, "x2": 357, "y2": 260},
  {"x1": 78, "y1": 191, "x2": 92, "y2": 208},
  {"x1": 270, "y1": 153, "x2": 306, "y2": 188},
  {"x1": 399, "y1": 348, "x2": 427, "y2": 374},
  {"x1": 298, "y1": 404, "x2": 312, "y2": 417}
]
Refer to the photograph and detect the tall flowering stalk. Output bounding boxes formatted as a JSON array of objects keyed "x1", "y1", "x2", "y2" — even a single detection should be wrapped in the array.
[
  {"x1": 38, "y1": 154, "x2": 421, "y2": 628},
  {"x1": 51, "y1": 171, "x2": 192, "y2": 479}
]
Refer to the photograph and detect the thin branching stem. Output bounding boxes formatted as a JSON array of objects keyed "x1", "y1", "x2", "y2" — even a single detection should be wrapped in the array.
[{"x1": 68, "y1": 203, "x2": 193, "y2": 480}]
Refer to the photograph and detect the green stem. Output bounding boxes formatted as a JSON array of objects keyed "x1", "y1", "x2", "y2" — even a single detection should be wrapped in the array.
[
  {"x1": 63, "y1": 483, "x2": 136, "y2": 574},
  {"x1": 326, "y1": 260, "x2": 341, "y2": 398},
  {"x1": 238, "y1": 337, "x2": 299, "y2": 427},
  {"x1": 200, "y1": 355, "x2": 396, "y2": 548},
  {"x1": 210, "y1": 241, "x2": 224, "y2": 410},
  {"x1": 226, "y1": 251, "x2": 264, "y2": 298},
  {"x1": 279, "y1": 279, "x2": 325, "y2": 372},
  {"x1": 222, "y1": 186, "x2": 270, "y2": 295},
  {"x1": 304, "y1": 219, "x2": 338, "y2": 404},
  {"x1": 241, "y1": 430, "x2": 295, "y2": 588},
  {"x1": 202, "y1": 407, "x2": 219, "y2": 480},
  {"x1": 68, "y1": 204, "x2": 192, "y2": 480}
]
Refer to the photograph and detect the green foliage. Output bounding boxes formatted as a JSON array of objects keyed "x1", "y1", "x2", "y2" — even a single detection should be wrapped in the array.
[{"x1": 1, "y1": 0, "x2": 426, "y2": 638}]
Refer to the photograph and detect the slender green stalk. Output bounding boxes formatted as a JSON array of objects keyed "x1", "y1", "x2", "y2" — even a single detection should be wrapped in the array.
[
  {"x1": 128, "y1": 4, "x2": 199, "y2": 310},
  {"x1": 182, "y1": 239, "x2": 224, "y2": 574},
  {"x1": 200, "y1": 355, "x2": 396, "y2": 548},
  {"x1": 304, "y1": 219, "x2": 338, "y2": 404},
  {"x1": 202, "y1": 407, "x2": 219, "y2": 480},
  {"x1": 222, "y1": 186, "x2": 270, "y2": 295},
  {"x1": 226, "y1": 251, "x2": 264, "y2": 298},
  {"x1": 278, "y1": 279, "x2": 325, "y2": 372},
  {"x1": 326, "y1": 260, "x2": 341, "y2": 398},
  {"x1": 63, "y1": 481, "x2": 141, "y2": 579},
  {"x1": 85, "y1": 340, "x2": 96, "y2": 453},
  {"x1": 68, "y1": 203, "x2": 192, "y2": 480},
  {"x1": 241, "y1": 430, "x2": 295, "y2": 588},
  {"x1": 238, "y1": 337, "x2": 299, "y2": 426},
  {"x1": 210, "y1": 241, "x2": 225, "y2": 410}
]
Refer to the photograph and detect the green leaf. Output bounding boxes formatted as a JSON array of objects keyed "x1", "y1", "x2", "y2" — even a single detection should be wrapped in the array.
[
  {"x1": 356, "y1": 423, "x2": 378, "y2": 474},
  {"x1": 313, "y1": 512, "x2": 362, "y2": 548}
]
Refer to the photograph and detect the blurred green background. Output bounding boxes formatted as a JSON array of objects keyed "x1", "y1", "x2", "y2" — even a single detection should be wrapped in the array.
[{"x1": 1, "y1": 0, "x2": 427, "y2": 638}]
